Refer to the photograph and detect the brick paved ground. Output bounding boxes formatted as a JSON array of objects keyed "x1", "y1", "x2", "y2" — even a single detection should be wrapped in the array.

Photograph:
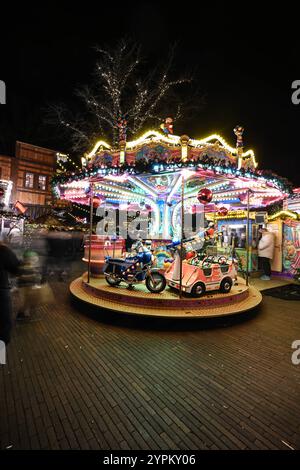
[{"x1": 1, "y1": 263, "x2": 300, "y2": 450}]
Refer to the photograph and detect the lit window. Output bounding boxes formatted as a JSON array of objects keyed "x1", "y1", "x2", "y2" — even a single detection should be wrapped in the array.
[
  {"x1": 38, "y1": 175, "x2": 47, "y2": 190},
  {"x1": 25, "y1": 173, "x2": 34, "y2": 188}
]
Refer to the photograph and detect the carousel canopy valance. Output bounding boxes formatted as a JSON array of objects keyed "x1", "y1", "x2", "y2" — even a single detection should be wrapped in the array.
[
  {"x1": 53, "y1": 129, "x2": 293, "y2": 204},
  {"x1": 52, "y1": 128, "x2": 294, "y2": 239}
]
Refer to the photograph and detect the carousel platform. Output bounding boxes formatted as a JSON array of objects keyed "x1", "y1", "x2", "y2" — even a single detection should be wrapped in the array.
[{"x1": 70, "y1": 273, "x2": 262, "y2": 318}]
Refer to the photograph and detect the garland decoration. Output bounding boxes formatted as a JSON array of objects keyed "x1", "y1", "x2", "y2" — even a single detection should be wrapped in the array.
[{"x1": 52, "y1": 153, "x2": 294, "y2": 196}]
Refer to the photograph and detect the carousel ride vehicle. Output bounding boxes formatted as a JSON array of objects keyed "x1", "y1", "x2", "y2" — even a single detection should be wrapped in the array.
[
  {"x1": 165, "y1": 253, "x2": 237, "y2": 297},
  {"x1": 104, "y1": 240, "x2": 166, "y2": 293}
]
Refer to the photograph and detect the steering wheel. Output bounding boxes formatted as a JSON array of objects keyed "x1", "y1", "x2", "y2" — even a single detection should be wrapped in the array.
[
  {"x1": 217, "y1": 256, "x2": 228, "y2": 265},
  {"x1": 202, "y1": 259, "x2": 212, "y2": 269}
]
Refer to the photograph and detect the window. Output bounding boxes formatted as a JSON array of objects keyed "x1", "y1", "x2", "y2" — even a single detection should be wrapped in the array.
[
  {"x1": 25, "y1": 172, "x2": 34, "y2": 188},
  {"x1": 38, "y1": 175, "x2": 47, "y2": 191}
]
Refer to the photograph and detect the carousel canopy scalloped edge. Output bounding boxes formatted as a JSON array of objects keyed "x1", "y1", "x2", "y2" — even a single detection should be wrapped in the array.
[{"x1": 52, "y1": 130, "x2": 293, "y2": 196}]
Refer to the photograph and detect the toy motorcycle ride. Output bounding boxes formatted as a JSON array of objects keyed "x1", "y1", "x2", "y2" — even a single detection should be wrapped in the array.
[{"x1": 104, "y1": 245, "x2": 166, "y2": 293}]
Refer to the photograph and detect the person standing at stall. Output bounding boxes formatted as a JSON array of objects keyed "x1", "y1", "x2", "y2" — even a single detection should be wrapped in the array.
[
  {"x1": 0, "y1": 242, "x2": 21, "y2": 344},
  {"x1": 258, "y1": 228, "x2": 275, "y2": 280}
]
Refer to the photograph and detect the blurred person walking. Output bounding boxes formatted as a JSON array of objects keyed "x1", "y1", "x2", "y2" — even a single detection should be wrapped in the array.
[
  {"x1": 0, "y1": 242, "x2": 20, "y2": 344},
  {"x1": 17, "y1": 249, "x2": 42, "y2": 319}
]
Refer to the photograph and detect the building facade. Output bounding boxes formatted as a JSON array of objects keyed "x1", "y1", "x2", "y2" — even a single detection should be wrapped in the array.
[
  {"x1": 13, "y1": 141, "x2": 56, "y2": 206},
  {"x1": 0, "y1": 142, "x2": 58, "y2": 217},
  {"x1": 0, "y1": 155, "x2": 12, "y2": 181}
]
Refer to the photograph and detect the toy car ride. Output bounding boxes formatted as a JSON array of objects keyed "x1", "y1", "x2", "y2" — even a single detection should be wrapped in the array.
[{"x1": 164, "y1": 254, "x2": 237, "y2": 297}]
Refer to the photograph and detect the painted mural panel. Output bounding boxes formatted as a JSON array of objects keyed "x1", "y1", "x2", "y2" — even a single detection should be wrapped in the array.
[
  {"x1": 88, "y1": 151, "x2": 114, "y2": 168},
  {"x1": 190, "y1": 147, "x2": 236, "y2": 165},
  {"x1": 283, "y1": 220, "x2": 300, "y2": 274},
  {"x1": 135, "y1": 145, "x2": 180, "y2": 163}
]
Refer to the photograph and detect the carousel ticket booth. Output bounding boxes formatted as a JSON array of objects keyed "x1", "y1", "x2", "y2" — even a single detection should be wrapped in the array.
[{"x1": 216, "y1": 213, "x2": 259, "y2": 272}]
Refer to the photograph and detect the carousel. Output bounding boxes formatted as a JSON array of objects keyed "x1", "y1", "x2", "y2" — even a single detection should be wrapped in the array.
[{"x1": 53, "y1": 120, "x2": 293, "y2": 318}]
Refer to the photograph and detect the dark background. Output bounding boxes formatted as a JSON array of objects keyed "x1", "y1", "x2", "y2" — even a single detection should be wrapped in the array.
[{"x1": 0, "y1": 1, "x2": 300, "y2": 185}]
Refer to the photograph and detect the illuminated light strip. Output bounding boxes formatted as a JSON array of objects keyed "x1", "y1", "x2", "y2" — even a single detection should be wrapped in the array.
[
  {"x1": 162, "y1": 203, "x2": 171, "y2": 238},
  {"x1": 104, "y1": 174, "x2": 128, "y2": 183},
  {"x1": 96, "y1": 191, "x2": 143, "y2": 202},
  {"x1": 191, "y1": 134, "x2": 236, "y2": 150},
  {"x1": 86, "y1": 140, "x2": 112, "y2": 158},
  {"x1": 94, "y1": 183, "x2": 146, "y2": 200},
  {"x1": 126, "y1": 130, "x2": 180, "y2": 149},
  {"x1": 73, "y1": 203, "x2": 92, "y2": 214},
  {"x1": 64, "y1": 192, "x2": 86, "y2": 198},
  {"x1": 87, "y1": 131, "x2": 256, "y2": 163},
  {"x1": 186, "y1": 181, "x2": 229, "y2": 198},
  {"x1": 61, "y1": 181, "x2": 90, "y2": 189},
  {"x1": 87, "y1": 131, "x2": 258, "y2": 162},
  {"x1": 86, "y1": 131, "x2": 180, "y2": 160},
  {"x1": 127, "y1": 176, "x2": 158, "y2": 198},
  {"x1": 212, "y1": 187, "x2": 282, "y2": 197},
  {"x1": 190, "y1": 134, "x2": 257, "y2": 167},
  {"x1": 166, "y1": 171, "x2": 196, "y2": 203},
  {"x1": 96, "y1": 183, "x2": 132, "y2": 194},
  {"x1": 166, "y1": 174, "x2": 183, "y2": 203},
  {"x1": 215, "y1": 214, "x2": 256, "y2": 220},
  {"x1": 93, "y1": 182, "x2": 148, "y2": 205},
  {"x1": 268, "y1": 210, "x2": 299, "y2": 221}
]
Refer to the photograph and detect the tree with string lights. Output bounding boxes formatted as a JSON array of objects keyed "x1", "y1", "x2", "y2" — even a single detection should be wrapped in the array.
[{"x1": 49, "y1": 40, "x2": 202, "y2": 151}]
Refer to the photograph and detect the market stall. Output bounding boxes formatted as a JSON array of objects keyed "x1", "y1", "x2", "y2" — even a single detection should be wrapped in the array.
[{"x1": 267, "y1": 203, "x2": 300, "y2": 278}]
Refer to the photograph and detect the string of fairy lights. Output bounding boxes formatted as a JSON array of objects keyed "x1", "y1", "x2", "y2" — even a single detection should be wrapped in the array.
[
  {"x1": 52, "y1": 157, "x2": 293, "y2": 198},
  {"x1": 56, "y1": 153, "x2": 81, "y2": 172}
]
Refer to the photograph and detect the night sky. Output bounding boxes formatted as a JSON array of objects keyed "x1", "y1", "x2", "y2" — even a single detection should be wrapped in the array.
[{"x1": 1, "y1": 2, "x2": 300, "y2": 186}]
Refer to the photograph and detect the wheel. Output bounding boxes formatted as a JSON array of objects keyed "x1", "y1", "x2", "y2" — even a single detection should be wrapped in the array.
[
  {"x1": 145, "y1": 272, "x2": 166, "y2": 293},
  {"x1": 220, "y1": 277, "x2": 232, "y2": 293},
  {"x1": 191, "y1": 282, "x2": 206, "y2": 297},
  {"x1": 105, "y1": 274, "x2": 121, "y2": 286}
]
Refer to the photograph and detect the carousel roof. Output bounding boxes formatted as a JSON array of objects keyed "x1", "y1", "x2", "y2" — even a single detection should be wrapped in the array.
[
  {"x1": 53, "y1": 130, "x2": 293, "y2": 210},
  {"x1": 85, "y1": 130, "x2": 258, "y2": 167}
]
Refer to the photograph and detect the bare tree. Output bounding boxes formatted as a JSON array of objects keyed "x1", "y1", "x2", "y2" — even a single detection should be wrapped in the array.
[{"x1": 49, "y1": 40, "x2": 202, "y2": 152}]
